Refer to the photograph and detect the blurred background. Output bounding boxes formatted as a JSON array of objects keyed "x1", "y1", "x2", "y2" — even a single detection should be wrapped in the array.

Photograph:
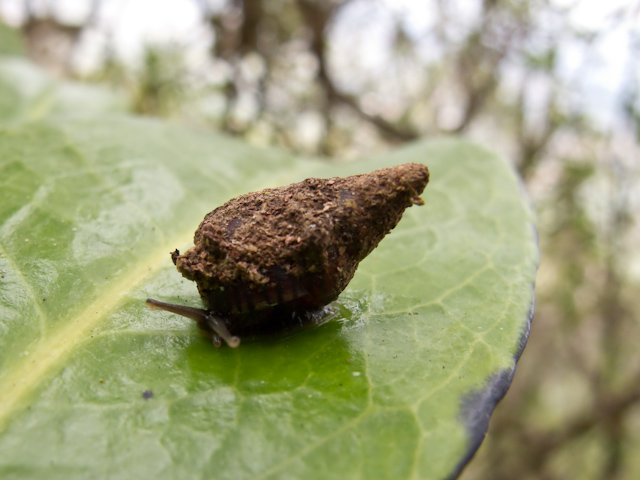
[{"x1": 1, "y1": 0, "x2": 639, "y2": 478}]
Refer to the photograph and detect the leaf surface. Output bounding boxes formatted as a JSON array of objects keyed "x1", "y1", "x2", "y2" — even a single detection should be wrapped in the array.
[{"x1": 0, "y1": 58, "x2": 537, "y2": 480}]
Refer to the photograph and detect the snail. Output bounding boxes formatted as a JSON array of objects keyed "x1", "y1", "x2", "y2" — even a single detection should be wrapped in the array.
[{"x1": 147, "y1": 163, "x2": 429, "y2": 347}]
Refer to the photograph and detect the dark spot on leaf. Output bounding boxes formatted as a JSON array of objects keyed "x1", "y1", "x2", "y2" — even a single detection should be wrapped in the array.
[
  {"x1": 445, "y1": 286, "x2": 536, "y2": 480},
  {"x1": 445, "y1": 368, "x2": 514, "y2": 480},
  {"x1": 142, "y1": 390, "x2": 153, "y2": 400}
]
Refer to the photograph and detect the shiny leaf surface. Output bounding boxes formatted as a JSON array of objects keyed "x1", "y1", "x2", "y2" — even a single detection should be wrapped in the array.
[{"x1": 0, "y1": 58, "x2": 537, "y2": 480}]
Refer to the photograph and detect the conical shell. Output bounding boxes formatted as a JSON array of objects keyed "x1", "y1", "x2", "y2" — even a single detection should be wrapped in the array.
[{"x1": 173, "y1": 163, "x2": 429, "y2": 327}]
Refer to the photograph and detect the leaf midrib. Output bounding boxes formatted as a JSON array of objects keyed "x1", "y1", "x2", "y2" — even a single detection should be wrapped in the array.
[{"x1": 0, "y1": 230, "x2": 193, "y2": 433}]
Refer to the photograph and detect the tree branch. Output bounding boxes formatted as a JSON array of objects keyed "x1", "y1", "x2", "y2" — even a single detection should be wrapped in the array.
[{"x1": 296, "y1": 0, "x2": 419, "y2": 143}]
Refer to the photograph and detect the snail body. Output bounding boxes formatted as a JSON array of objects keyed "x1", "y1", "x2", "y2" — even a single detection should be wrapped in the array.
[{"x1": 147, "y1": 163, "x2": 429, "y2": 347}]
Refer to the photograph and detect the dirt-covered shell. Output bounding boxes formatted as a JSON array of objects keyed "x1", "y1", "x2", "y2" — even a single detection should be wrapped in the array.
[
  {"x1": 146, "y1": 163, "x2": 429, "y2": 347},
  {"x1": 173, "y1": 163, "x2": 429, "y2": 323}
]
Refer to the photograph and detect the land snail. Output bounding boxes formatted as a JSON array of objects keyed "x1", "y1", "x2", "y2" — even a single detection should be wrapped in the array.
[{"x1": 147, "y1": 163, "x2": 429, "y2": 348}]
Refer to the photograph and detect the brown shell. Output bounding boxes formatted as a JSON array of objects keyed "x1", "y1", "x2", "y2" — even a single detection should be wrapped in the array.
[{"x1": 172, "y1": 163, "x2": 429, "y2": 333}]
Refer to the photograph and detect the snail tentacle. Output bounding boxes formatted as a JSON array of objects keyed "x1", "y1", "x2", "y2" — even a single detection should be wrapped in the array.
[
  {"x1": 206, "y1": 314, "x2": 240, "y2": 348},
  {"x1": 146, "y1": 298, "x2": 240, "y2": 348},
  {"x1": 146, "y1": 298, "x2": 208, "y2": 322}
]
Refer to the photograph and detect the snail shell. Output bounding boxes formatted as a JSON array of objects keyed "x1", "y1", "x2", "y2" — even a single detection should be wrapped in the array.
[{"x1": 147, "y1": 163, "x2": 429, "y2": 347}]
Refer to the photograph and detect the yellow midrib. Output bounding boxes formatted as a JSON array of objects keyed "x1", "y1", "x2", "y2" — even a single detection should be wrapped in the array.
[{"x1": 0, "y1": 232, "x2": 193, "y2": 432}]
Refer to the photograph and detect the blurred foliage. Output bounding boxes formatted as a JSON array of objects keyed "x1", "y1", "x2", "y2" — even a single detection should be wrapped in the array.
[
  {"x1": 0, "y1": 21, "x2": 23, "y2": 55},
  {"x1": 130, "y1": 45, "x2": 187, "y2": 116},
  {"x1": 2, "y1": 0, "x2": 640, "y2": 478}
]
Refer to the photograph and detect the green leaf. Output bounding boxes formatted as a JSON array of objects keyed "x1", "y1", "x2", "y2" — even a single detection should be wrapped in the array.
[{"x1": 0, "y1": 67, "x2": 538, "y2": 479}]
